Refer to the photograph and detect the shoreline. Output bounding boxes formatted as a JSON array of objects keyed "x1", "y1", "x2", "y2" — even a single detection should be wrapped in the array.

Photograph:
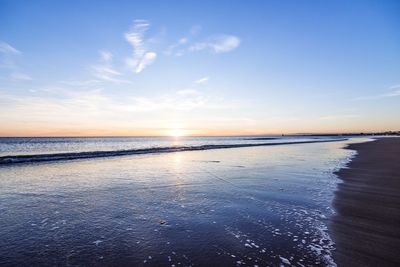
[
  {"x1": 0, "y1": 138, "x2": 345, "y2": 165},
  {"x1": 331, "y1": 138, "x2": 400, "y2": 266}
]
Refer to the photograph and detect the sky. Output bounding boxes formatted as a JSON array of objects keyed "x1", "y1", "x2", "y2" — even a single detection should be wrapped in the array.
[{"x1": 0, "y1": 0, "x2": 399, "y2": 136}]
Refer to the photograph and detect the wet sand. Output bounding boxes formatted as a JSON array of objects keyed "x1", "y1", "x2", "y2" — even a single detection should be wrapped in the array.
[{"x1": 332, "y1": 138, "x2": 400, "y2": 266}]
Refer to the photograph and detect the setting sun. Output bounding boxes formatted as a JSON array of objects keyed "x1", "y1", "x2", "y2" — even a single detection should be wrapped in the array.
[{"x1": 167, "y1": 129, "x2": 186, "y2": 137}]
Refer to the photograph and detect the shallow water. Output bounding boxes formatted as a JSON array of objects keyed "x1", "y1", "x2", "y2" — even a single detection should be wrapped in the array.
[
  {"x1": 0, "y1": 139, "x2": 365, "y2": 266},
  {"x1": 0, "y1": 136, "x2": 337, "y2": 157}
]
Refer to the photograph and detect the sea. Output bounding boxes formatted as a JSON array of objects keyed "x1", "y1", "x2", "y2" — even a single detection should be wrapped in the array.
[{"x1": 0, "y1": 136, "x2": 368, "y2": 266}]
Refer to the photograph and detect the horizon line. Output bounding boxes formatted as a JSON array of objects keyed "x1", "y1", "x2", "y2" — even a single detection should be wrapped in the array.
[{"x1": 0, "y1": 130, "x2": 399, "y2": 138}]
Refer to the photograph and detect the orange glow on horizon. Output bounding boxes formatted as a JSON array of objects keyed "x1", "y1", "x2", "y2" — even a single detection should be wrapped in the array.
[{"x1": 0, "y1": 126, "x2": 397, "y2": 138}]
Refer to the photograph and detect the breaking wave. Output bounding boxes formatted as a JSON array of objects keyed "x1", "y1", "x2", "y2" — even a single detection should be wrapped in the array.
[{"x1": 0, "y1": 139, "x2": 346, "y2": 165}]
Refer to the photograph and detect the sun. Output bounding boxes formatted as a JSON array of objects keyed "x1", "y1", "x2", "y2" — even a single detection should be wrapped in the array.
[{"x1": 167, "y1": 129, "x2": 186, "y2": 137}]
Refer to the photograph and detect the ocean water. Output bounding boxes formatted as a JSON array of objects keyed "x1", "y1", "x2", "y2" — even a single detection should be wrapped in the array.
[
  {"x1": 0, "y1": 136, "x2": 314, "y2": 156},
  {"x1": 0, "y1": 136, "x2": 341, "y2": 161},
  {"x1": 0, "y1": 137, "x2": 366, "y2": 266}
]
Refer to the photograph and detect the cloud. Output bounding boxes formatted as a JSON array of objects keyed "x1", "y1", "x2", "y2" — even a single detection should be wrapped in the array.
[
  {"x1": 0, "y1": 41, "x2": 32, "y2": 81},
  {"x1": 319, "y1": 114, "x2": 359, "y2": 120},
  {"x1": 125, "y1": 20, "x2": 157, "y2": 73},
  {"x1": 194, "y1": 76, "x2": 209, "y2": 84},
  {"x1": 178, "y1": 38, "x2": 188, "y2": 45},
  {"x1": 355, "y1": 85, "x2": 400, "y2": 100},
  {"x1": 135, "y1": 52, "x2": 156, "y2": 73},
  {"x1": 99, "y1": 50, "x2": 113, "y2": 62},
  {"x1": 91, "y1": 50, "x2": 130, "y2": 83},
  {"x1": 61, "y1": 79, "x2": 101, "y2": 87},
  {"x1": 189, "y1": 35, "x2": 240, "y2": 53},
  {"x1": 0, "y1": 79, "x2": 239, "y2": 135},
  {"x1": 0, "y1": 82, "x2": 225, "y2": 120},
  {"x1": 165, "y1": 26, "x2": 240, "y2": 57},
  {"x1": 382, "y1": 85, "x2": 400, "y2": 97},
  {"x1": 383, "y1": 89, "x2": 400, "y2": 97},
  {"x1": 92, "y1": 65, "x2": 121, "y2": 81},
  {"x1": 164, "y1": 37, "x2": 188, "y2": 56},
  {"x1": 0, "y1": 42, "x2": 20, "y2": 55}
]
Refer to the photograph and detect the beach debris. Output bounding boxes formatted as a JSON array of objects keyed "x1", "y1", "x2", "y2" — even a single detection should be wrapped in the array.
[{"x1": 159, "y1": 219, "x2": 167, "y2": 225}]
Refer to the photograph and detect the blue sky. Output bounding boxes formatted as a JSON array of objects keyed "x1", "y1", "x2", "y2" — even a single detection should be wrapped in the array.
[{"x1": 0, "y1": 0, "x2": 399, "y2": 136}]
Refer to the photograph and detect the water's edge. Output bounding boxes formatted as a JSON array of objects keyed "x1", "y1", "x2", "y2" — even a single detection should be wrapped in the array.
[{"x1": 0, "y1": 138, "x2": 346, "y2": 165}]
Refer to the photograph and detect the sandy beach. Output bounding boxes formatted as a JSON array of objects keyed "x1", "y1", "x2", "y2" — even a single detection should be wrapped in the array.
[{"x1": 332, "y1": 138, "x2": 400, "y2": 266}]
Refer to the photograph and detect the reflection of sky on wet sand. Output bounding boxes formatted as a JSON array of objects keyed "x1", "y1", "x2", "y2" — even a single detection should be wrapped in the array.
[{"x1": 0, "y1": 139, "x2": 368, "y2": 266}]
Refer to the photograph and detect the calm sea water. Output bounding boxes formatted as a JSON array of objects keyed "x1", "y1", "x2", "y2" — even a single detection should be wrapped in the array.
[
  {"x1": 0, "y1": 136, "x2": 332, "y2": 157},
  {"x1": 0, "y1": 137, "x2": 367, "y2": 266}
]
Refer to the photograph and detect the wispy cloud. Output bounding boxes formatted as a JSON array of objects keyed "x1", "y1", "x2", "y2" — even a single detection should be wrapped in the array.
[
  {"x1": 194, "y1": 76, "x2": 209, "y2": 85},
  {"x1": 164, "y1": 26, "x2": 200, "y2": 56},
  {"x1": 164, "y1": 38, "x2": 187, "y2": 56},
  {"x1": 382, "y1": 85, "x2": 400, "y2": 97},
  {"x1": 383, "y1": 90, "x2": 400, "y2": 97},
  {"x1": 125, "y1": 20, "x2": 157, "y2": 73},
  {"x1": 99, "y1": 50, "x2": 113, "y2": 62},
  {"x1": 135, "y1": 52, "x2": 156, "y2": 73},
  {"x1": 61, "y1": 79, "x2": 101, "y2": 87},
  {"x1": 92, "y1": 65, "x2": 121, "y2": 81},
  {"x1": 91, "y1": 50, "x2": 130, "y2": 83},
  {"x1": 165, "y1": 25, "x2": 240, "y2": 57},
  {"x1": 178, "y1": 37, "x2": 188, "y2": 45},
  {"x1": 319, "y1": 114, "x2": 359, "y2": 120},
  {"x1": 0, "y1": 41, "x2": 32, "y2": 81},
  {"x1": 0, "y1": 42, "x2": 20, "y2": 55},
  {"x1": 0, "y1": 83, "x2": 231, "y2": 130},
  {"x1": 355, "y1": 85, "x2": 400, "y2": 100},
  {"x1": 189, "y1": 35, "x2": 241, "y2": 53}
]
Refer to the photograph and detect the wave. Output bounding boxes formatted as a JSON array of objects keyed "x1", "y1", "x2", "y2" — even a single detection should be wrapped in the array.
[
  {"x1": 242, "y1": 137, "x2": 279, "y2": 140},
  {"x1": 0, "y1": 139, "x2": 346, "y2": 165}
]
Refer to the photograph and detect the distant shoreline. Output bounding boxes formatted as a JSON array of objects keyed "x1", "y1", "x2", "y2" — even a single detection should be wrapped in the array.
[
  {"x1": 0, "y1": 131, "x2": 398, "y2": 138},
  {"x1": 331, "y1": 138, "x2": 400, "y2": 266}
]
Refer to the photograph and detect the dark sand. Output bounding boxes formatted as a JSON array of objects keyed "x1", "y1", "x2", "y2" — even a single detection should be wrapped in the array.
[{"x1": 332, "y1": 138, "x2": 400, "y2": 267}]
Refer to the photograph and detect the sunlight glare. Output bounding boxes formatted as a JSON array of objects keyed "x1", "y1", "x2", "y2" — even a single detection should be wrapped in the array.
[{"x1": 168, "y1": 129, "x2": 186, "y2": 137}]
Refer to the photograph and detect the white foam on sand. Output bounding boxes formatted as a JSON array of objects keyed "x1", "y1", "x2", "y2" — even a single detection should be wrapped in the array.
[{"x1": 279, "y1": 256, "x2": 291, "y2": 265}]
